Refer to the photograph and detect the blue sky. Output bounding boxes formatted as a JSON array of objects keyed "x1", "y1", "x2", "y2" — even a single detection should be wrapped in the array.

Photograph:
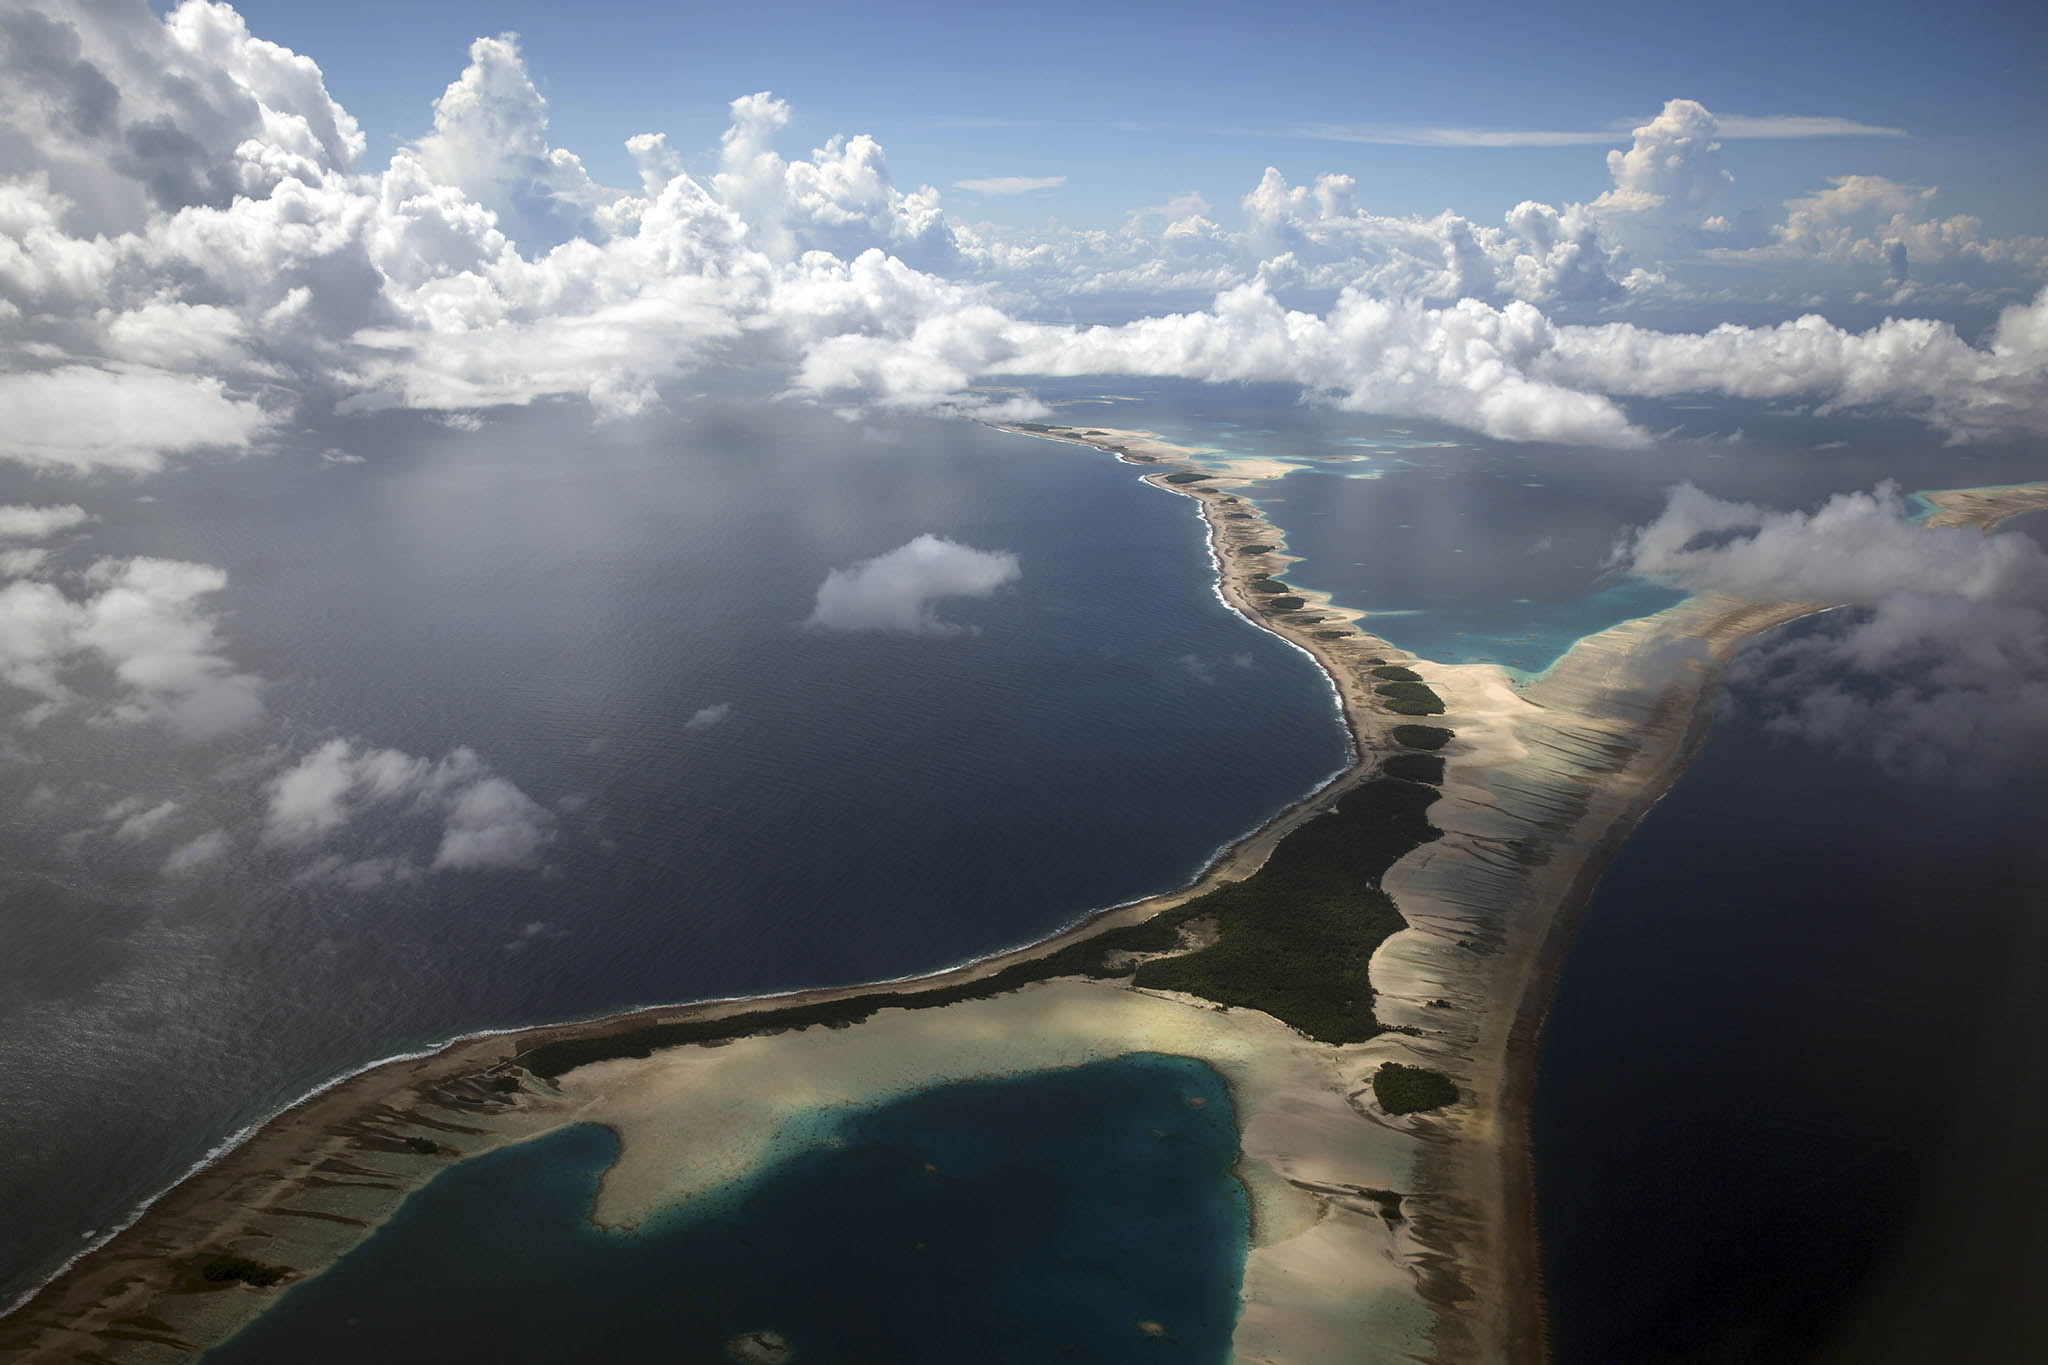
[
  {"x1": 4, "y1": 0, "x2": 2046, "y2": 469},
  {"x1": 209, "y1": 0, "x2": 2048, "y2": 232}
]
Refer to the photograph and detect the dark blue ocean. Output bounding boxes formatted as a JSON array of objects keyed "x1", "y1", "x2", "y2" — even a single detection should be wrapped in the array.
[
  {"x1": 203, "y1": 1054, "x2": 1248, "y2": 1365},
  {"x1": 6, "y1": 376, "x2": 2046, "y2": 1345},
  {"x1": 0, "y1": 393, "x2": 1344, "y2": 1306},
  {"x1": 1533, "y1": 609, "x2": 2048, "y2": 1362},
  {"x1": 1016, "y1": 380, "x2": 2048, "y2": 1360}
]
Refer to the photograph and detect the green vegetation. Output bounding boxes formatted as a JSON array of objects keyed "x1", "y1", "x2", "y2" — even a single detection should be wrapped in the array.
[
  {"x1": 1246, "y1": 576, "x2": 1291, "y2": 593},
  {"x1": 1360, "y1": 1188, "x2": 1405, "y2": 1225},
  {"x1": 1236, "y1": 544, "x2": 1274, "y2": 555},
  {"x1": 1224, "y1": 512, "x2": 1255, "y2": 520},
  {"x1": 403, "y1": 1136, "x2": 440, "y2": 1155},
  {"x1": 1375, "y1": 681, "x2": 1445, "y2": 715},
  {"x1": 518, "y1": 780, "x2": 1442, "y2": 1076},
  {"x1": 1372, "y1": 1063, "x2": 1459, "y2": 1115},
  {"x1": 1163, "y1": 471, "x2": 1212, "y2": 484},
  {"x1": 1369, "y1": 665, "x2": 1422, "y2": 682},
  {"x1": 1261, "y1": 596, "x2": 1306, "y2": 612},
  {"x1": 1382, "y1": 753, "x2": 1444, "y2": 785},
  {"x1": 1312, "y1": 629, "x2": 1350, "y2": 639},
  {"x1": 194, "y1": 1255, "x2": 290, "y2": 1289},
  {"x1": 1130, "y1": 780, "x2": 1441, "y2": 1044},
  {"x1": 1391, "y1": 724, "x2": 1454, "y2": 750},
  {"x1": 1015, "y1": 422, "x2": 1052, "y2": 432}
]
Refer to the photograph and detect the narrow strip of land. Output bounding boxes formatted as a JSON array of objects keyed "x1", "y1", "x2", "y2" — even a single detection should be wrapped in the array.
[{"x1": 6, "y1": 449, "x2": 2042, "y2": 1365}]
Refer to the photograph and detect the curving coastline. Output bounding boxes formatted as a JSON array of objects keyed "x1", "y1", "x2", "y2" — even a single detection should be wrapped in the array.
[
  {"x1": 5, "y1": 448, "x2": 2044, "y2": 1363},
  {"x1": 0, "y1": 420, "x2": 1410, "y2": 1363}
]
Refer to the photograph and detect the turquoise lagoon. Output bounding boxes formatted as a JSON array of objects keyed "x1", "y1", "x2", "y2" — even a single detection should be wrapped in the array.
[
  {"x1": 206, "y1": 1054, "x2": 1248, "y2": 1364},
  {"x1": 1030, "y1": 378, "x2": 2048, "y2": 676}
]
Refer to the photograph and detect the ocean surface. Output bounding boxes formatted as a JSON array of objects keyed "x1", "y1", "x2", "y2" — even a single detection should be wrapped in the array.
[
  {"x1": 203, "y1": 1054, "x2": 1248, "y2": 1364},
  {"x1": 5, "y1": 377, "x2": 2045, "y2": 1342},
  {"x1": 0, "y1": 392, "x2": 1348, "y2": 1306},
  {"x1": 1533, "y1": 607, "x2": 2048, "y2": 1362}
]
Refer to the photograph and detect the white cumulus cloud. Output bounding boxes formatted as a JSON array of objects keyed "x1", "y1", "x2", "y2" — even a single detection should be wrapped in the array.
[
  {"x1": 805, "y1": 534, "x2": 1020, "y2": 634},
  {"x1": 106, "y1": 796, "x2": 181, "y2": 842},
  {"x1": 684, "y1": 702, "x2": 732, "y2": 731},
  {"x1": 433, "y1": 775, "x2": 553, "y2": 870},
  {"x1": 0, "y1": 367, "x2": 273, "y2": 473},
  {"x1": 0, "y1": 504, "x2": 90, "y2": 539},
  {"x1": 163, "y1": 827, "x2": 229, "y2": 876},
  {"x1": 0, "y1": 555, "x2": 265, "y2": 738},
  {"x1": 0, "y1": 6, "x2": 2041, "y2": 466},
  {"x1": 1615, "y1": 482, "x2": 2048, "y2": 779},
  {"x1": 412, "y1": 32, "x2": 623, "y2": 252},
  {"x1": 262, "y1": 737, "x2": 554, "y2": 873}
]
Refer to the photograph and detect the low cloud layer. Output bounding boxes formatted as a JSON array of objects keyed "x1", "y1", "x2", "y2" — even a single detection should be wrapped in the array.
[
  {"x1": 1617, "y1": 482, "x2": 2048, "y2": 602},
  {"x1": 683, "y1": 701, "x2": 732, "y2": 731},
  {"x1": 0, "y1": 555, "x2": 265, "y2": 738},
  {"x1": 0, "y1": 486, "x2": 555, "y2": 892},
  {"x1": 162, "y1": 826, "x2": 228, "y2": 876},
  {"x1": 805, "y1": 534, "x2": 1020, "y2": 634},
  {"x1": 104, "y1": 795, "x2": 179, "y2": 842},
  {"x1": 264, "y1": 737, "x2": 554, "y2": 872},
  {"x1": 0, "y1": 368, "x2": 274, "y2": 474},
  {"x1": 1616, "y1": 483, "x2": 2048, "y2": 778},
  {"x1": 0, "y1": 503, "x2": 90, "y2": 539}
]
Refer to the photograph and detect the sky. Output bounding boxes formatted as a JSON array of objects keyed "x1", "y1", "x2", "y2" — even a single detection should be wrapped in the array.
[
  {"x1": 202, "y1": 0, "x2": 2048, "y2": 235},
  {"x1": 0, "y1": 0, "x2": 2041, "y2": 443},
  {"x1": 0, "y1": 0, "x2": 2046, "y2": 806}
]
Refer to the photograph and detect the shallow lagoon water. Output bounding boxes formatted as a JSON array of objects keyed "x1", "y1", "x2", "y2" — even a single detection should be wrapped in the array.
[{"x1": 205, "y1": 1054, "x2": 1248, "y2": 1365}]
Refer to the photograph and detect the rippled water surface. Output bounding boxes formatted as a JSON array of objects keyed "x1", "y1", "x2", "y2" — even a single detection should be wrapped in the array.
[{"x1": 0, "y1": 395, "x2": 1345, "y2": 1304}]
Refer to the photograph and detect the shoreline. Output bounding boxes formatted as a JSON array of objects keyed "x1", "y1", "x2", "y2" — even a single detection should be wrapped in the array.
[
  {"x1": 0, "y1": 421, "x2": 1405, "y2": 1362},
  {"x1": 1480, "y1": 597, "x2": 1836, "y2": 1361},
  {"x1": 6, "y1": 448, "x2": 2044, "y2": 1362},
  {"x1": 1483, "y1": 476, "x2": 2048, "y2": 1358}
]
